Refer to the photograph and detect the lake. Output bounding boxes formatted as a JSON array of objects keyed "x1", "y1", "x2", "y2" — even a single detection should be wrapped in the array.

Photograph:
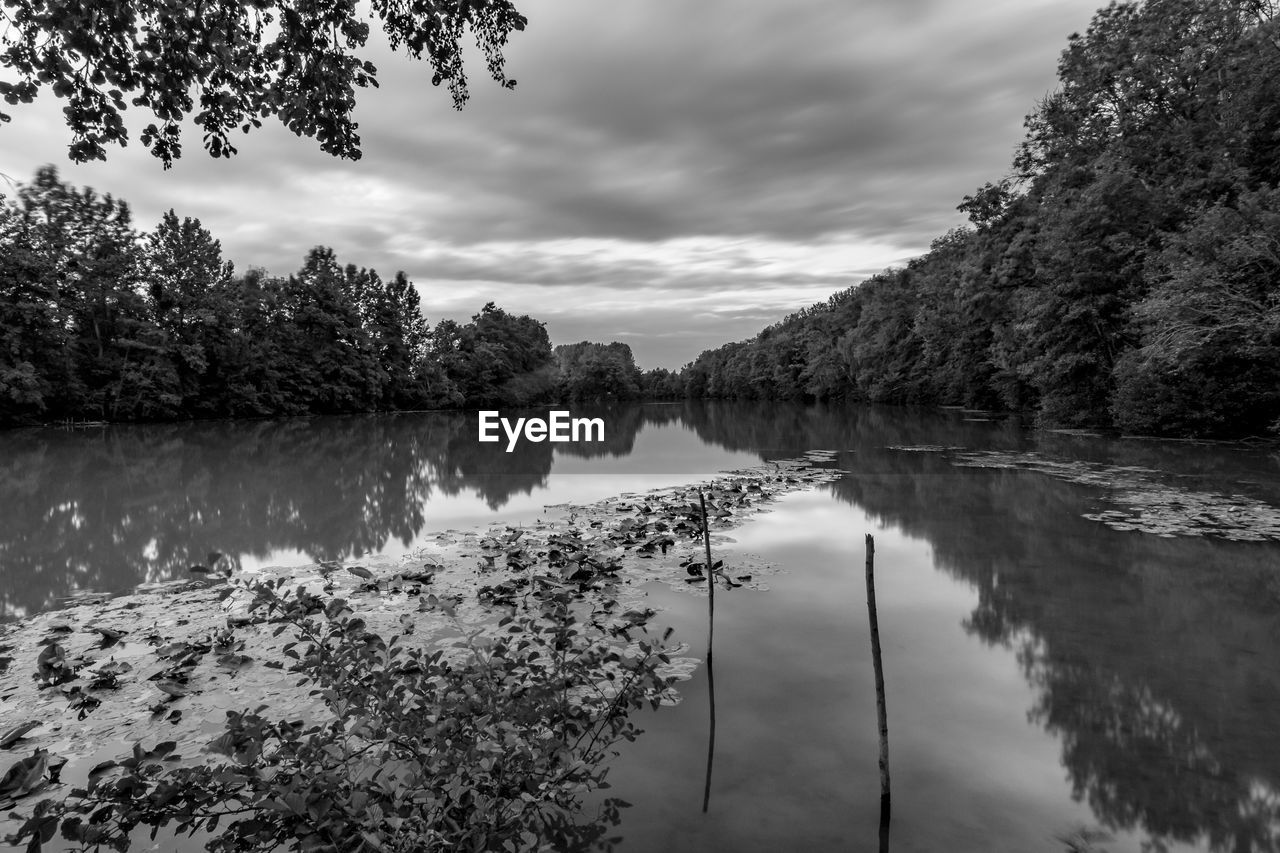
[{"x1": 2, "y1": 400, "x2": 1278, "y2": 852}]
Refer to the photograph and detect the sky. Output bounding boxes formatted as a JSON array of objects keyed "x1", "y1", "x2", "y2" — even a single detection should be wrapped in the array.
[{"x1": 0, "y1": 0, "x2": 1101, "y2": 370}]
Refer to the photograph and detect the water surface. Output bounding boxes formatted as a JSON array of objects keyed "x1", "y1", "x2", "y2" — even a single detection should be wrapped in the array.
[{"x1": 3, "y1": 401, "x2": 1278, "y2": 852}]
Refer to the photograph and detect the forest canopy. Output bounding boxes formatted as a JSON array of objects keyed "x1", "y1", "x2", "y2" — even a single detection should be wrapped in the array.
[
  {"x1": 0, "y1": 165, "x2": 664, "y2": 426},
  {"x1": 678, "y1": 0, "x2": 1280, "y2": 439}
]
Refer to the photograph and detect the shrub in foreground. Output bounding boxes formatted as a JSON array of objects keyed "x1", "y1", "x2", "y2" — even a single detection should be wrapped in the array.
[{"x1": 9, "y1": 580, "x2": 676, "y2": 852}]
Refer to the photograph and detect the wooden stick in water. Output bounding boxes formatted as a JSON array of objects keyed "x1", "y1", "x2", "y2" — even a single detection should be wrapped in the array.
[
  {"x1": 865, "y1": 533, "x2": 891, "y2": 847},
  {"x1": 700, "y1": 490, "x2": 717, "y2": 814}
]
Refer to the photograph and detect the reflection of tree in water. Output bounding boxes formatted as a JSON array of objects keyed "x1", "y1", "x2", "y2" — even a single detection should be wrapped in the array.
[
  {"x1": 1021, "y1": 654, "x2": 1280, "y2": 853},
  {"x1": 0, "y1": 405, "x2": 683, "y2": 619},
  {"x1": 419, "y1": 405, "x2": 665, "y2": 510},
  {"x1": 673, "y1": 400, "x2": 1280, "y2": 851},
  {"x1": 0, "y1": 416, "x2": 440, "y2": 618},
  {"x1": 7, "y1": 399, "x2": 1280, "y2": 850},
  {"x1": 555, "y1": 403, "x2": 677, "y2": 459},
  {"x1": 818, "y1": 431, "x2": 1280, "y2": 851},
  {"x1": 424, "y1": 411, "x2": 553, "y2": 511}
]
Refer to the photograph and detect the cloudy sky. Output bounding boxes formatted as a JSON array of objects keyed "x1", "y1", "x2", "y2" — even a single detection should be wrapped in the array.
[{"x1": 0, "y1": 0, "x2": 1099, "y2": 369}]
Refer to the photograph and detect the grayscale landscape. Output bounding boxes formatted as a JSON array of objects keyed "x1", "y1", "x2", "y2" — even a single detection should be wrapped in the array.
[{"x1": 1, "y1": 1, "x2": 1278, "y2": 851}]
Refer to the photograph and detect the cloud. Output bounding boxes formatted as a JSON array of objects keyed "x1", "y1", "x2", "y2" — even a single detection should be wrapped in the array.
[{"x1": 0, "y1": 0, "x2": 1101, "y2": 368}]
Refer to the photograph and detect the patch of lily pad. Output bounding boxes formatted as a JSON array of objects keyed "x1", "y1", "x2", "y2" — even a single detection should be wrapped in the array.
[
  {"x1": 943, "y1": 449, "x2": 1280, "y2": 542},
  {"x1": 0, "y1": 455, "x2": 844, "y2": 834}
]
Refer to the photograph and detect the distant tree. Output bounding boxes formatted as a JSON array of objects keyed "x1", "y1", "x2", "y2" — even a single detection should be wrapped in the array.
[
  {"x1": 845, "y1": 269, "x2": 930, "y2": 404},
  {"x1": 358, "y1": 269, "x2": 435, "y2": 408},
  {"x1": 676, "y1": 0, "x2": 1280, "y2": 438},
  {"x1": 0, "y1": 0, "x2": 527, "y2": 166},
  {"x1": 555, "y1": 341, "x2": 642, "y2": 400},
  {"x1": 0, "y1": 165, "x2": 157, "y2": 419},
  {"x1": 281, "y1": 247, "x2": 382, "y2": 412},
  {"x1": 639, "y1": 367, "x2": 685, "y2": 400},
  {"x1": 431, "y1": 303, "x2": 554, "y2": 407},
  {"x1": 0, "y1": 167, "x2": 563, "y2": 425},
  {"x1": 0, "y1": 182, "x2": 59, "y2": 422},
  {"x1": 213, "y1": 267, "x2": 300, "y2": 417},
  {"x1": 141, "y1": 210, "x2": 234, "y2": 414},
  {"x1": 1114, "y1": 187, "x2": 1280, "y2": 436}
]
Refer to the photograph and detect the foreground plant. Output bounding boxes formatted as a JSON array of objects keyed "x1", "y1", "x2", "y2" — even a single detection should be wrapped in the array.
[{"x1": 8, "y1": 579, "x2": 677, "y2": 852}]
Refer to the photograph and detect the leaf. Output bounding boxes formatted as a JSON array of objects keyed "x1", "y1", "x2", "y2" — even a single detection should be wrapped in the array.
[
  {"x1": 85, "y1": 625, "x2": 126, "y2": 647},
  {"x1": 155, "y1": 642, "x2": 193, "y2": 659},
  {"x1": 0, "y1": 750, "x2": 50, "y2": 798},
  {"x1": 0, "y1": 722, "x2": 41, "y2": 750},
  {"x1": 88, "y1": 760, "x2": 119, "y2": 779},
  {"x1": 154, "y1": 679, "x2": 190, "y2": 698}
]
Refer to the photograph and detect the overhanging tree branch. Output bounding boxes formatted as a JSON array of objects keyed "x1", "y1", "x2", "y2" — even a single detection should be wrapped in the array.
[{"x1": 0, "y1": 0, "x2": 527, "y2": 167}]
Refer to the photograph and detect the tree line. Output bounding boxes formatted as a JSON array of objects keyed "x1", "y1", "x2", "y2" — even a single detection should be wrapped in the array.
[
  {"x1": 680, "y1": 0, "x2": 1280, "y2": 438},
  {"x1": 0, "y1": 166, "x2": 669, "y2": 426}
]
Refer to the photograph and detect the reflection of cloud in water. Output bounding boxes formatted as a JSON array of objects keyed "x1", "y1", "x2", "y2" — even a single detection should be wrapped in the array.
[
  {"x1": 3, "y1": 399, "x2": 1280, "y2": 852},
  {"x1": 0, "y1": 405, "x2": 759, "y2": 620}
]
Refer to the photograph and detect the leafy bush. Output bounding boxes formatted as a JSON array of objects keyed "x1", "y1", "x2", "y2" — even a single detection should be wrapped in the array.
[{"x1": 9, "y1": 579, "x2": 676, "y2": 852}]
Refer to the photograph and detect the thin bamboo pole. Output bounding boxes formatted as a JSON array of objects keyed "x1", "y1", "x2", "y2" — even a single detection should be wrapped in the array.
[
  {"x1": 866, "y1": 533, "x2": 891, "y2": 850},
  {"x1": 700, "y1": 490, "x2": 717, "y2": 814}
]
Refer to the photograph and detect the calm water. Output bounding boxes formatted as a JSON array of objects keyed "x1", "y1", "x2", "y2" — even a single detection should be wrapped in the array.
[{"x1": 2, "y1": 401, "x2": 1279, "y2": 852}]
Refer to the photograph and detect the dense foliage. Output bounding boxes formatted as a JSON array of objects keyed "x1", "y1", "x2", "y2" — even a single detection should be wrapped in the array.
[
  {"x1": 0, "y1": 166, "x2": 659, "y2": 426},
  {"x1": 0, "y1": 0, "x2": 526, "y2": 165},
  {"x1": 680, "y1": 0, "x2": 1280, "y2": 438},
  {"x1": 553, "y1": 342, "x2": 642, "y2": 401},
  {"x1": 8, "y1": 579, "x2": 676, "y2": 852}
]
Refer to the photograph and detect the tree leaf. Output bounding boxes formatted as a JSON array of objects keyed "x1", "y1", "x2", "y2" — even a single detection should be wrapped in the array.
[{"x1": 0, "y1": 722, "x2": 41, "y2": 750}]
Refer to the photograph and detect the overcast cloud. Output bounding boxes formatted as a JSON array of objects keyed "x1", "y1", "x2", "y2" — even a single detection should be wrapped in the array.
[{"x1": 0, "y1": 0, "x2": 1099, "y2": 368}]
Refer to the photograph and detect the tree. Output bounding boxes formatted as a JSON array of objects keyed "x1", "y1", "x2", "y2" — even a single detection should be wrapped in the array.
[
  {"x1": 674, "y1": 0, "x2": 1280, "y2": 437},
  {"x1": 1113, "y1": 187, "x2": 1280, "y2": 436},
  {"x1": 1, "y1": 165, "x2": 156, "y2": 420},
  {"x1": 0, "y1": 0, "x2": 527, "y2": 166},
  {"x1": 280, "y1": 246, "x2": 382, "y2": 412},
  {"x1": 431, "y1": 302, "x2": 554, "y2": 407},
  {"x1": 0, "y1": 183, "x2": 59, "y2": 422},
  {"x1": 355, "y1": 268, "x2": 434, "y2": 409},
  {"x1": 212, "y1": 266, "x2": 300, "y2": 417},
  {"x1": 142, "y1": 210, "x2": 233, "y2": 414},
  {"x1": 555, "y1": 341, "x2": 642, "y2": 400}
]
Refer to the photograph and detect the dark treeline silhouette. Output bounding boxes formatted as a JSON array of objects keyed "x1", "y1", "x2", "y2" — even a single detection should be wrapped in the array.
[
  {"x1": 554, "y1": 341, "x2": 643, "y2": 400},
  {"x1": 550, "y1": 341, "x2": 684, "y2": 401},
  {"x1": 679, "y1": 0, "x2": 1280, "y2": 439},
  {"x1": 0, "y1": 166, "x2": 659, "y2": 426}
]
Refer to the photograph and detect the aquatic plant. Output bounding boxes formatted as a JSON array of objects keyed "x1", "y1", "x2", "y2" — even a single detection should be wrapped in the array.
[{"x1": 6, "y1": 578, "x2": 677, "y2": 852}]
